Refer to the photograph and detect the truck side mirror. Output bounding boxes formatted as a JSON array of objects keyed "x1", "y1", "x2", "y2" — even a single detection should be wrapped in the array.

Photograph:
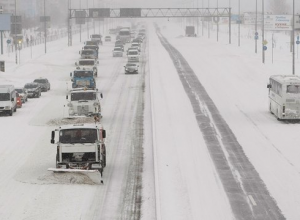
[
  {"x1": 66, "y1": 95, "x2": 68, "y2": 99},
  {"x1": 51, "y1": 131, "x2": 55, "y2": 144},
  {"x1": 100, "y1": 93, "x2": 103, "y2": 98},
  {"x1": 102, "y1": 130, "x2": 106, "y2": 139},
  {"x1": 267, "y1": 84, "x2": 271, "y2": 88},
  {"x1": 11, "y1": 98, "x2": 14, "y2": 101},
  {"x1": 70, "y1": 72, "x2": 72, "y2": 77}
]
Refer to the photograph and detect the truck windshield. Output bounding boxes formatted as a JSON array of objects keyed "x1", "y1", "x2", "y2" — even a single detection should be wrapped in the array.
[
  {"x1": 78, "y1": 60, "x2": 95, "y2": 66},
  {"x1": 59, "y1": 129, "x2": 97, "y2": 144},
  {"x1": 74, "y1": 71, "x2": 93, "y2": 77},
  {"x1": 0, "y1": 93, "x2": 10, "y2": 101},
  {"x1": 128, "y1": 51, "x2": 138, "y2": 55},
  {"x1": 71, "y1": 92, "x2": 96, "y2": 101},
  {"x1": 86, "y1": 41, "x2": 97, "y2": 46},
  {"x1": 81, "y1": 50, "x2": 95, "y2": 55}
]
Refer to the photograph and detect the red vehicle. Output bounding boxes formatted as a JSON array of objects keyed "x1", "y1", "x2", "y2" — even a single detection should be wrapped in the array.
[{"x1": 16, "y1": 92, "x2": 22, "y2": 108}]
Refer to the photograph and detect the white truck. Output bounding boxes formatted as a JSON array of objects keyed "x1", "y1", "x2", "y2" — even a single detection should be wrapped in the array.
[
  {"x1": 0, "y1": 85, "x2": 17, "y2": 116},
  {"x1": 66, "y1": 88, "x2": 102, "y2": 118},
  {"x1": 49, "y1": 123, "x2": 106, "y2": 183},
  {"x1": 75, "y1": 59, "x2": 98, "y2": 77}
]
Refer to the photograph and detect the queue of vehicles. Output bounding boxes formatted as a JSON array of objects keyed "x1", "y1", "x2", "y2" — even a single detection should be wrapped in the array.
[
  {"x1": 48, "y1": 32, "x2": 107, "y2": 183},
  {"x1": 0, "y1": 78, "x2": 51, "y2": 116}
]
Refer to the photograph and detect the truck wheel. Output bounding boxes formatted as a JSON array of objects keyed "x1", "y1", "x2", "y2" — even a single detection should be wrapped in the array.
[{"x1": 9, "y1": 110, "x2": 13, "y2": 116}]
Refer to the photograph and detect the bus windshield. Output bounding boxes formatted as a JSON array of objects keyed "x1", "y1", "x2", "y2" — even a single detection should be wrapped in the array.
[{"x1": 287, "y1": 85, "x2": 300, "y2": 94}]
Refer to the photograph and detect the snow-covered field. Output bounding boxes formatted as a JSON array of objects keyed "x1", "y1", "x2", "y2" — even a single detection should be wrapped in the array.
[{"x1": 1, "y1": 20, "x2": 300, "y2": 220}]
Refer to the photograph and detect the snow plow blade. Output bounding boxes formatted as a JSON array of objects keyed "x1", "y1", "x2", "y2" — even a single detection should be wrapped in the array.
[{"x1": 48, "y1": 168, "x2": 103, "y2": 184}]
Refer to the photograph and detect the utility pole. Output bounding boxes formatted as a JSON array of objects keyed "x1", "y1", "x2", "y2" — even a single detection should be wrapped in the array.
[
  {"x1": 292, "y1": 0, "x2": 295, "y2": 74},
  {"x1": 262, "y1": 0, "x2": 265, "y2": 64},
  {"x1": 15, "y1": 0, "x2": 17, "y2": 64},
  {"x1": 217, "y1": 0, "x2": 219, "y2": 42},
  {"x1": 255, "y1": 0, "x2": 258, "y2": 53},
  {"x1": 44, "y1": 0, "x2": 47, "y2": 54},
  {"x1": 238, "y1": 0, "x2": 240, "y2": 46}
]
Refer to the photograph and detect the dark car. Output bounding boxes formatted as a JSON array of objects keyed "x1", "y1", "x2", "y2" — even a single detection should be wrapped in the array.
[
  {"x1": 124, "y1": 63, "x2": 139, "y2": 74},
  {"x1": 24, "y1": 83, "x2": 41, "y2": 98},
  {"x1": 33, "y1": 78, "x2": 50, "y2": 92}
]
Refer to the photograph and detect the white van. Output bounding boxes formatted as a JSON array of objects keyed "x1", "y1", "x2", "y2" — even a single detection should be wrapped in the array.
[{"x1": 0, "y1": 85, "x2": 17, "y2": 116}]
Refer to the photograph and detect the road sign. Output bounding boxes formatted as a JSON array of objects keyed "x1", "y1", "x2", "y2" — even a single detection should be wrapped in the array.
[
  {"x1": 120, "y1": 8, "x2": 141, "y2": 17},
  {"x1": 40, "y1": 16, "x2": 51, "y2": 22},
  {"x1": 263, "y1": 46, "x2": 267, "y2": 51},
  {"x1": 263, "y1": 40, "x2": 268, "y2": 45},
  {"x1": 296, "y1": 41, "x2": 300, "y2": 45},
  {"x1": 6, "y1": 39, "x2": 11, "y2": 44},
  {"x1": 255, "y1": 35, "x2": 259, "y2": 40},
  {"x1": 89, "y1": 8, "x2": 110, "y2": 18}
]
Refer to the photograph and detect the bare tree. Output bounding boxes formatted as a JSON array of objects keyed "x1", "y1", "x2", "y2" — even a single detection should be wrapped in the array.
[{"x1": 268, "y1": 0, "x2": 290, "y2": 14}]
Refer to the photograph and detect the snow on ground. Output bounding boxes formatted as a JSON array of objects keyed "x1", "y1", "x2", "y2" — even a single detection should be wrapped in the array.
[
  {"x1": 1, "y1": 19, "x2": 300, "y2": 220},
  {"x1": 154, "y1": 21, "x2": 300, "y2": 219}
]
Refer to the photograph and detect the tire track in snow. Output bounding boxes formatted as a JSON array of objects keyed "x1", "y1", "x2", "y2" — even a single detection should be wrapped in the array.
[{"x1": 155, "y1": 25, "x2": 285, "y2": 220}]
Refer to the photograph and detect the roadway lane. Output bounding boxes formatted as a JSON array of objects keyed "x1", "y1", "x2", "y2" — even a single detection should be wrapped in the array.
[{"x1": 155, "y1": 25, "x2": 285, "y2": 220}]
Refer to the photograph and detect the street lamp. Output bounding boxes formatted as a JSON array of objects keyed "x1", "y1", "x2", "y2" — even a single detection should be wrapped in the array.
[
  {"x1": 44, "y1": 0, "x2": 47, "y2": 54},
  {"x1": 238, "y1": 0, "x2": 240, "y2": 47},
  {"x1": 292, "y1": 0, "x2": 295, "y2": 75}
]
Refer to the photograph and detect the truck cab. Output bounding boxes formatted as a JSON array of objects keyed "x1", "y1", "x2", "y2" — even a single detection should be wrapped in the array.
[
  {"x1": 75, "y1": 59, "x2": 98, "y2": 77},
  {"x1": 50, "y1": 123, "x2": 106, "y2": 176},
  {"x1": 90, "y1": 34, "x2": 102, "y2": 45},
  {"x1": 79, "y1": 49, "x2": 98, "y2": 60},
  {"x1": 66, "y1": 87, "x2": 102, "y2": 118},
  {"x1": 70, "y1": 70, "x2": 96, "y2": 89}
]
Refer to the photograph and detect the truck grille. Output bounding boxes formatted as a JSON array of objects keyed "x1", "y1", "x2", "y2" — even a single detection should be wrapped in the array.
[{"x1": 77, "y1": 105, "x2": 89, "y2": 115}]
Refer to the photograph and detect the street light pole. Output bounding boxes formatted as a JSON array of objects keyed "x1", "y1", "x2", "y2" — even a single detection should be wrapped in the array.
[
  {"x1": 262, "y1": 0, "x2": 265, "y2": 63},
  {"x1": 44, "y1": 0, "x2": 47, "y2": 54},
  {"x1": 217, "y1": 0, "x2": 219, "y2": 42},
  {"x1": 15, "y1": 0, "x2": 17, "y2": 64},
  {"x1": 292, "y1": 0, "x2": 295, "y2": 75},
  {"x1": 238, "y1": 0, "x2": 240, "y2": 46},
  {"x1": 255, "y1": 0, "x2": 258, "y2": 53}
]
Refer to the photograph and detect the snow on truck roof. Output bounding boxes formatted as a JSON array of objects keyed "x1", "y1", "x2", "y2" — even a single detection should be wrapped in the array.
[
  {"x1": 270, "y1": 75, "x2": 300, "y2": 84},
  {"x1": 58, "y1": 123, "x2": 103, "y2": 130}
]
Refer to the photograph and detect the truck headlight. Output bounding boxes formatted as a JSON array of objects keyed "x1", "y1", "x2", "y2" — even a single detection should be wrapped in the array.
[
  {"x1": 67, "y1": 103, "x2": 73, "y2": 107},
  {"x1": 4, "y1": 106, "x2": 10, "y2": 110},
  {"x1": 93, "y1": 102, "x2": 99, "y2": 106}
]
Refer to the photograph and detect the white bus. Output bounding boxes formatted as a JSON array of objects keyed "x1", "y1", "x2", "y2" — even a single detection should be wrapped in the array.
[{"x1": 267, "y1": 75, "x2": 300, "y2": 120}]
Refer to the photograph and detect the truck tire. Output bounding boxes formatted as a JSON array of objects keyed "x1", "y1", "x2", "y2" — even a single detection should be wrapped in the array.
[{"x1": 9, "y1": 110, "x2": 13, "y2": 116}]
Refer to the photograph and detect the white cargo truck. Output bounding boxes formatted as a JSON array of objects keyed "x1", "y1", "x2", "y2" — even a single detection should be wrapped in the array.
[
  {"x1": 66, "y1": 88, "x2": 102, "y2": 118},
  {"x1": 49, "y1": 123, "x2": 106, "y2": 183}
]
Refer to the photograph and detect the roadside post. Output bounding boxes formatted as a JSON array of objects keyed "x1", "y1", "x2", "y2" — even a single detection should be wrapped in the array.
[
  {"x1": 0, "y1": 61, "x2": 5, "y2": 72},
  {"x1": 297, "y1": 36, "x2": 300, "y2": 59}
]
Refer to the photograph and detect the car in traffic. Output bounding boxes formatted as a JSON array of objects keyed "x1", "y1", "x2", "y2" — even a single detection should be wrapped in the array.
[
  {"x1": 33, "y1": 78, "x2": 50, "y2": 92},
  {"x1": 24, "y1": 82, "x2": 41, "y2": 98},
  {"x1": 112, "y1": 47, "x2": 123, "y2": 57},
  {"x1": 15, "y1": 87, "x2": 28, "y2": 103},
  {"x1": 105, "y1": 36, "x2": 111, "y2": 42},
  {"x1": 16, "y1": 92, "x2": 22, "y2": 108},
  {"x1": 127, "y1": 49, "x2": 139, "y2": 62},
  {"x1": 131, "y1": 42, "x2": 141, "y2": 52},
  {"x1": 124, "y1": 63, "x2": 139, "y2": 74}
]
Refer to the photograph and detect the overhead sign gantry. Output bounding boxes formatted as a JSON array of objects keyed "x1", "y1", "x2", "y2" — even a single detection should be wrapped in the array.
[{"x1": 67, "y1": 8, "x2": 232, "y2": 46}]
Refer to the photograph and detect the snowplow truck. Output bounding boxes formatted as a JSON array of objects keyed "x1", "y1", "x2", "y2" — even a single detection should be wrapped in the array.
[
  {"x1": 185, "y1": 26, "x2": 196, "y2": 37},
  {"x1": 49, "y1": 123, "x2": 106, "y2": 183}
]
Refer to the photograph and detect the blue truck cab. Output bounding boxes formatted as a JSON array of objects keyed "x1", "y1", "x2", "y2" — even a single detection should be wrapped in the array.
[{"x1": 70, "y1": 70, "x2": 96, "y2": 89}]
